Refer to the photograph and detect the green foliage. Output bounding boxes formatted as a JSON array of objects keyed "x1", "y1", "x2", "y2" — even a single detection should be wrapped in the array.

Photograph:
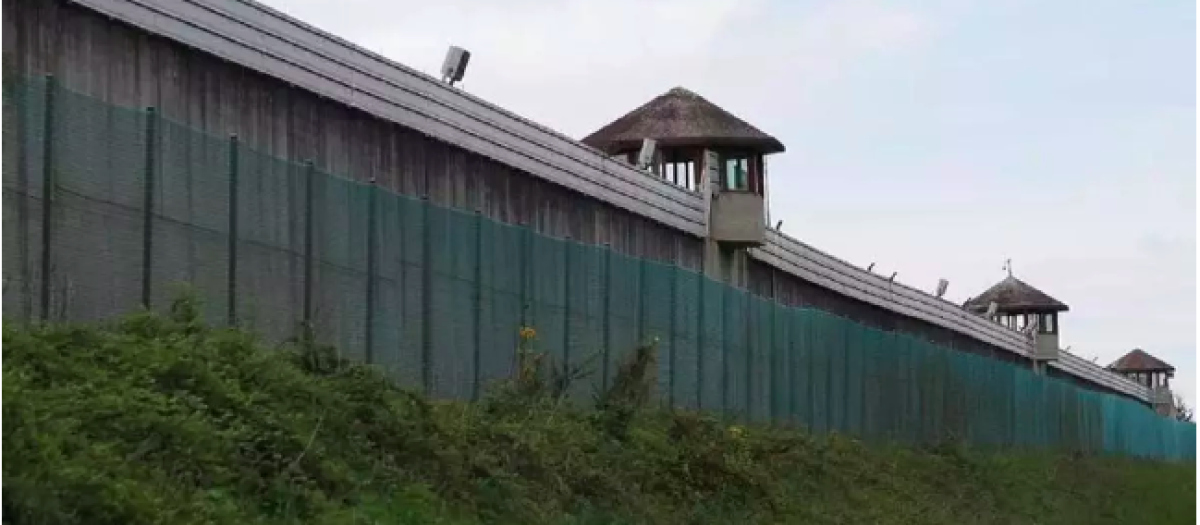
[{"x1": 4, "y1": 300, "x2": 1195, "y2": 524}]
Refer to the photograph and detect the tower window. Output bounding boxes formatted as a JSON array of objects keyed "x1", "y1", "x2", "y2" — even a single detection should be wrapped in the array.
[
  {"x1": 724, "y1": 157, "x2": 750, "y2": 191},
  {"x1": 1041, "y1": 313, "x2": 1056, "y2": 334}
]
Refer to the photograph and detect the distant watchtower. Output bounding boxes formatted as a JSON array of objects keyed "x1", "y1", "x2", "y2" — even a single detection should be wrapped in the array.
[
  {"x1": 583, "y1": 87, "x2": 785, "y2": 254},
  {"x1": 1108, "y1": 349, "x2": 1176, "y2": 417},
  {"x1": 964, "y1": 272, "x2": 1068, "y2": 368}
]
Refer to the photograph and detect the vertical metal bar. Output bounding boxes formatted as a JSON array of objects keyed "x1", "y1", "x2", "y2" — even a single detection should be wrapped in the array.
[
  {"x1": 637, "y1": 259, "x2": 648, "y2": 341},
  {"x1": 562, "y1": 236, "x2": 572, "y2": 376},
  {"x1": 720, "y1": 286, "x2": 729, "y2": 417},
  {"x1": 140, "y1": 107, "x2": 158, "y2": 310},
  {"x1": 38, "y1": 75, "x2": 56, "y2": 322},
  {"x1": 744, "y1": 301, "x2": 753, "y2": 424},
  {"x1": 696, "y1": 274, "x2": 706, "y2": 410},
  {"x1": 16, "y1": 75, "x2": 31, "y2": 321},
  {"x1": 667, "y1": 265, "x2": 677, "y2": 408},
  {"x1": 601, "y1": 243, "x2": 612, "y2": 391},
  {"x1": 420, "y1": 195, "x2": 432, "y2": 396},
  {"x1": 303, "y1": 160, "x2": 316, "y2": 327},
  {"x1": 471, "y1": 208, "x2": 483, "y2": 401},
  {"x1": 226, "y1": 134, "x2": 240, "y2": 326},
  {"x1": 519, "y1": 226, "x2": 530, "y2": 328},
  {"x1": 365, "y1": 178, "x2": 378, "y2": 364},
  {"x1": 769, "y1": 305, "x2": 777, "y2": 424}
]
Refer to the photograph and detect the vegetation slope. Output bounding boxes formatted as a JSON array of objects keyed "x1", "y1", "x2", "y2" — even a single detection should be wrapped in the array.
[{"x1": 4, "y1": 299, "x2": 1194, "y2": 524}]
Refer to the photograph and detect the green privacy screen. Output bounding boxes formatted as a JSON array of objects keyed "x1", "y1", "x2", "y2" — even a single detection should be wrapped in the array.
[{"x1": 3, "y1": 76, "x2": 1194, "y2": 462}]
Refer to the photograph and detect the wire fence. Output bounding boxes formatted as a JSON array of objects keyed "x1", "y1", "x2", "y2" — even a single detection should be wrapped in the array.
[{"x1": 3, "y1": 74, "x2": 1194, "y2": 461}]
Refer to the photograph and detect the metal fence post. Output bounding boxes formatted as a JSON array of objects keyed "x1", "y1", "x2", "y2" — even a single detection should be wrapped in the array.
[
  {"x1": 140, "y1": 107, "x2": 158, "y2": 310},
  {"x1": 769, "y1": 305, "x2": 778, "y2": 424},
  {"x1": 365, "y1": 178, "x2": 378, "y2": 364},
  {"x1": 38, "y1": 75, "x2": 57, "y2": 322},
  {"x1": 720, "y1": 287, "x2": 729, "y2": 417},
  {"x1": 696, "y1": 275, "x2": 706, "y2": 410},
  {"x1": 420, "y1": 195, "x2": 432, "y2": 396},
  {"x1": 303, "y1": 160, "x2": 316, "y2": 328},
  {"x1": 601, "y1": 243, "x2": 612, "y2": 391},
  {"x1": 16, "y1": 75, "x2": 31, "y2": 321},
  {"x1": 471, "y1": 208, "x2": 483, "y2": 401},
  {"x1": 519, "y1": 226, "x2": 531, "y2": 329},
  {"x1": 226, "y1": 134, "x2": 239, "y2": 326},
  {"x1": 667, "y1": 266, "x2": 677, "y2": 408},
  {"x1": 637, "y1": 259, "x2": 648, "y2": 342},
  {"x1": 562, "y1": 237, "x2": 572, "y2": 375},
  {"x1": 744, "y1": 303, "x2": 752, "y2": 424}
]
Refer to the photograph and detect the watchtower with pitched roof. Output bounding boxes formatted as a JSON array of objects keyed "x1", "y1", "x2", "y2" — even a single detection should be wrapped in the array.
[
  {"x1": 583, "y1": 87, "x2": 784, "y2": 279},
  {"x1": 964, "y1": 272, "x2": 1069, "y2": 368},
  {"x1": 1109, "y1": 349, "x2": 1176, "y2": 417}
]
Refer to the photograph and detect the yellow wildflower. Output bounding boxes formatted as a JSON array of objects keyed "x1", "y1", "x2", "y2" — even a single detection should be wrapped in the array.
[
  {"x1": 728, "y1": 425, "x2": 745, "y2": 439},
  {"x1": 519, "y1": 326, "x2": 537, "y2": 340}
]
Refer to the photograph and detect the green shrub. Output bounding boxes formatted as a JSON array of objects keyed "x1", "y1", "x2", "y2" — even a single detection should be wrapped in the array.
[{"x1": 3, "y1": 299, "x2": 1194, "y2": 524}]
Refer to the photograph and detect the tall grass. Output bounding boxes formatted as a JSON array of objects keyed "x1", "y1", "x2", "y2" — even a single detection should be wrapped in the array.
[{"x1": 3, "y1": 297, "x2": 1194, "y2": 524}]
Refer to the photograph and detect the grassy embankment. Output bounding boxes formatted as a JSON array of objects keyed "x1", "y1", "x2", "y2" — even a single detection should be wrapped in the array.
[{"x1": 4, "y1": 298, "x2": 1195, "y2": 524}]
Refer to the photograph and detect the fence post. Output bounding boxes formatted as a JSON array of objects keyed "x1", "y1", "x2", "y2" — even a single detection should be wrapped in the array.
[
  {"x1": 744, "y1": 301, "x2": 753, "y2": 424},
  {"x1": 667, "y1": 266, "x2": 677, "y2": 408},
  {"x1": 226, "y1": 134, "x2": 239, "y2": 326},
  {"x1": 38, "y1": 75, "x2": 57, "y2": 322},
  {"x1": 696, "y1": 275, "x2": 706, "y2": 410},
  {"x1": 562, "y1": 236, "x2": 572, "y2": 376},
  {"x1": 519, "y1": 226, "x2": 531, "y2": 329},
  {"x1": 364, "y1": 178, "x2": 378, "y2": 364},
  {"x1": 769, "y1": 305, "x2": 777, "y2": 424},
  {"x1": 601, "y1": 243, "x2": 612, "y2": 391},
  {"x1": 140, "y1": 107, "x2": 158, "y2": 310},
  {"x1": 303, "y1": 160, "x2": 316, "y2": 328},
  {"x1": 420, "y1": 195, "x2": 432, "y2": 396},
  {"x1": 471, "y1": 208, "x2": 483, "y2": 401},
  {"x1": 637, "y1": 258, "x2": 648, "y2": 342},
  {"x1": 16, "y1": 76, "x2": 31, "y2": 320},
  {"x1": 720, "y1": 286, "x2": 729, "y2": 417}
]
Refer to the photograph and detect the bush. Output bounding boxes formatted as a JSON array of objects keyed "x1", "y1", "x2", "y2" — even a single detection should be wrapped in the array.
[{"x1": 3, "y1": 299, "x2": 1195, "y2": 524}]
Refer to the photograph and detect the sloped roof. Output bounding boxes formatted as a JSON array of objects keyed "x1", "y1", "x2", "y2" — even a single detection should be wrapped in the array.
[
  {"x1": 963, "y1": 276, "x2": 1069, "y2": 313},
  {"x1": 582, "y1": 87, "x2": 785, "y2": 155},
  {"x1": 1108, "y1": 349, "x2": 1175, "y2": 373}
]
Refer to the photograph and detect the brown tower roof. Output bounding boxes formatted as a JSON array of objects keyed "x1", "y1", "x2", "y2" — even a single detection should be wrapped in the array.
[
  {"x1": 582, "y1": 87, "x2": 785, "y2": 155},
  {"x1": 963, "y1": 276, "x2": 1069, "y2": 314},
  {"x1": 1108, "y1": 349, "x2": 1175, "y2": 373}
]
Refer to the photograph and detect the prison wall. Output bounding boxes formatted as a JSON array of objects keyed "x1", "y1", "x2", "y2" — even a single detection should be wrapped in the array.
[{"x1": 2, "y1": 0, "x2": 1148, "y2": 406}]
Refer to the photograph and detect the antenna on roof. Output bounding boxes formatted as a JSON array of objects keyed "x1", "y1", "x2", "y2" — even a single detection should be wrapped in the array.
[
  {"x1": 935, "y1": 279, "x2": 949, "y2": 298},
  {"x1": 866, "y1": 263, "x2": 875, "y2": 272},
  {"x1": 440, "y1": 46, "x2": 471, "y2": 86},
  {"x1": 1002, "y1": 258, "x2": 1013, "y2": 277},
  {"x1": 888, "y1": 272, "x2": 897, "y2": 282},
  {"x1": 774, "y1": 220, "x2": 783, "y2": 231}
]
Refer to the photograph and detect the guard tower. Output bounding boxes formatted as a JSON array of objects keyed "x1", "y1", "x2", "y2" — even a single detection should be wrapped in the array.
[
  {"x1": 1108, "y1": 349, "x2": 1176, "y2": 417},
  {"x1": 964, "y1": 271, "x2": 1068, "y2": 369},
  {"x1": 583, "y1": 88, "x2": 785, "y2": 283}
]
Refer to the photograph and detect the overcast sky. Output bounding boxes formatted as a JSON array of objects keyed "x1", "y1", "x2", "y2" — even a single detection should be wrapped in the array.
[{"x1": 262, "y1": 0, "x2": 1196, "y2": 404}]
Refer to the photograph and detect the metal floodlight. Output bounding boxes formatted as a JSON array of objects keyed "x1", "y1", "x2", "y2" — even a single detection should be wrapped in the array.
[
  {"x1": 935, "y1": 279, "x2": 949, "y2": 298},
  {"x1": 441, "y1": 46, "x2": 471, "y2": 86}
]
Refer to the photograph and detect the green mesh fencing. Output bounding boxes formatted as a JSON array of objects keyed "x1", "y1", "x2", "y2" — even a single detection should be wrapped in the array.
[{"x1": 3, "y1": 75, "x2": 1194, "y2": 462}]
